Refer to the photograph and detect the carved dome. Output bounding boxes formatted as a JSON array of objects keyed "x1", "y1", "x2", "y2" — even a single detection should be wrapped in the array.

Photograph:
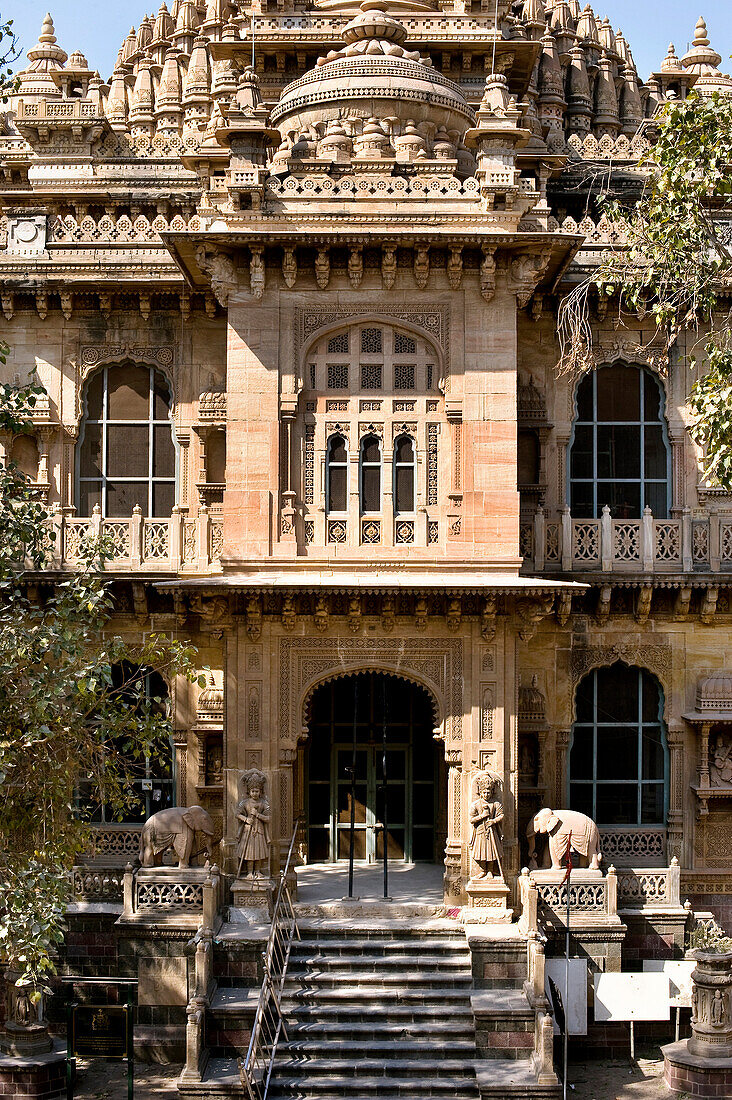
[
  {"x1": 197, "y1": 673, "x2": 224, "y2": 717},
  {"x1": 696, "y1": 671, "x2": 732, "y2": 712},
  {"x1": 269, "y1": 0, "x2": 474, "y2": 141}
]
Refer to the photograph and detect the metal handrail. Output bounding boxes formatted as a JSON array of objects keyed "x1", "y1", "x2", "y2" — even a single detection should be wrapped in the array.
[{"x1": 240, "y1": 819, "x2": 302, "y2": 1100}]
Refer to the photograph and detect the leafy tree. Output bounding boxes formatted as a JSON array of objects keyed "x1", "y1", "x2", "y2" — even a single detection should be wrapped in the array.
[
  {"x1": 0, "y1": 360, "x2": 202, "y2": 996},
  {"x1": 559, "y1": 89, "x2": 732, "y2": 489}
]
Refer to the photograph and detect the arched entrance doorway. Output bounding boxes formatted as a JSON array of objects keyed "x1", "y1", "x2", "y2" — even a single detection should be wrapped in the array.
[{"x1": 303, "y1": 672, "x2": 445, "y2": 864}]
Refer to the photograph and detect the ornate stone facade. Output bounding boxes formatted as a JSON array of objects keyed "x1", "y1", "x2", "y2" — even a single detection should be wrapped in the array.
[{"x1": 1, "y1": 2, "x2": 731, "y2": 921}]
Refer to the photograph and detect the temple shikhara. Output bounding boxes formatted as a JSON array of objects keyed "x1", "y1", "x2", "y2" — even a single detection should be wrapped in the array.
[{"x1": 2, "y1": 1, "x2": 732, "y2": 1096}]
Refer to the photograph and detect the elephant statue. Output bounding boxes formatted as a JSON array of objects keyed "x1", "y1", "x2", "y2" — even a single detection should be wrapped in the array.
[
  {"x1": 139, "y1": 805, "x2": 215, "y2": 868},
  {"x1": 527, "y1": 807, "x2": 602, "y2": 871}
]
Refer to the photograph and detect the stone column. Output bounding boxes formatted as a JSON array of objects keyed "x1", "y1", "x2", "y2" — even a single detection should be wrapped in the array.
[
  {"x1": 699, "y1": 722, "x2": 711, "y2": 796},
  {"x1": 554, "y1": 729, "x2": 571, "y2": 806},
  {"x1": 667, "y1": 724, "x2": 685, "y2": 861},
  {"x1": 278, "y1": 746, "x2": 297, "y2": 874},
  {"x1": 689, "y1": 951, "x2": 732, "y2": 1058},
  {"x1": 443, "y1": 747, "x2": 463, "y2": 902}
]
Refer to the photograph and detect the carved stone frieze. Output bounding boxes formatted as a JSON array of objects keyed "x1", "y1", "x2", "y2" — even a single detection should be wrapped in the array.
[
  {"x1": 569, "y1": 643, "x2": 672, "y2": 691},
  {"x1": 280, "y1": 636, "x2": 462, "y2": 748}
]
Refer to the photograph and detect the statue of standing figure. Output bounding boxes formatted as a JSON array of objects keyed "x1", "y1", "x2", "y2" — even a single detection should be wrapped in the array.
[
  {"x1": 468, "y1": 771, "x2": 504, "y2": 880},
  {"x1": 236, "y1": 769, "x2": 271, "y2": 878}
]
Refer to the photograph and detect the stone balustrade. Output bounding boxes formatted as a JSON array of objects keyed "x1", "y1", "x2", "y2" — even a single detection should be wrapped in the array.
[
  {"x1": 120, "y1": 864, "x2": 222, "y2": 930},
  {"x1": 37, "y1": 506, "x2": 223, "y2": 574},
  {"x1": 521, "y1": 506, "x2": 725, "y2": 574}
]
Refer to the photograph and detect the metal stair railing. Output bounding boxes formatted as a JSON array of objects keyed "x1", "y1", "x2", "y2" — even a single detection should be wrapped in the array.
[{"x1": 240, "y1": 819, "x2": 302, "y2": 1100}]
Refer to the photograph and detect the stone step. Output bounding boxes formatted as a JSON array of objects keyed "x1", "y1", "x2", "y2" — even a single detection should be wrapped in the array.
[
  {"x1": 286, "y1": 1019, "x2": 476, "y2": 1039},
  {"x1": 289, "y1": 951, "x2": 470, "y2": 968},
  {"x1": 283, "y1": 970, "x2": 472, "y2": 989},
  {"x1": 291, "y1": 936, "x2": 467, "y2": 955},
  {"x1": 273, "y1": 1057, "x2": 477, "y2": 1075},
  {"x1": 281, "y1": 986, "x2": 473, "y2": 1005},
  {"x1": 278, "y1": 1039, "x2": 479, "y2": 1058},
  {"x1": 475, "y1": 1059, "x2": 561, "y2": 1098},
  {"x1": 268, "y1": 1074, "x2": 479, "y2": 1098},
  {"x1": 176, "y1": 1057, "x2": 244, "y2": 1099},
  {"x1": 283, "y1": 1002, "x2": 474, "y2": 1024}
]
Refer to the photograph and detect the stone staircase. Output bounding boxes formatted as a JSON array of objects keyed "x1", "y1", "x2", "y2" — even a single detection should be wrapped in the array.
[{"x1": 177, "y1": 918, "x2": 560, "y2": 1100}]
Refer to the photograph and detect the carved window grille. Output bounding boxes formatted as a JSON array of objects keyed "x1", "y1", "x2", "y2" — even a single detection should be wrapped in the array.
[
  {"x1": 361, "y1": 519, "x2": 381, "y2": 544},
  {"x1": 569, "y1": 364, "x2": 670, "y2": 520},
  {"x1": 427, "y1": 364, "x2": 434, "y2": 390},
  {"x1": 613, "y1": 522, "x2": 640, "y2": 562},
  {"x1": 144, "y1": 520, "x2": 169, "y2": 561},
  {"x1": 545, "y1": 523, "x2": 560, "y2": 562},
  {"x1": 78, "y1": 364, "x2": 175, "y2": 518},
  {"x1": 428, "y1": 520, "x2": 439, "y2": 544},
  {"x1": 721, "y1": 523, "x2": 732, "y2": 562},
  {"x1": 326, "y1": 434, "x2": 348, "y2": 513},
  {"x1": 304, "y1": 519, "x2": 315, "y2": 544},
  {"x1": 519, "y1": 523, "x2": 534, "y2": 560},
  {"x1": 183, "y1": 520, "x2": 196, "y2": 563},
  {"x1": 326, "y1": 401, "x2": 348, "y2": 412},
  {"x1": 569, "y1": 664, "x2": 668, "y2": 828},
  {"x1": 304, "y1": 425, "x2": 315, "y2": 505},
  {"x1": 393, "y1": 435, "x2": 416, "y2": 514},
  {"x1": 309, "y1": 363, "x2": 316, "y2": 389},
  {"x1": 427, "y1": 423, "x2": 438, "y2": 507},
  {"x1": 328, "y1": 333, "x2": 349, "y2": 354},
  {"x1": 209, "y1": 520, "x2": 223, "y2": 561},
  {"x1": 361, "y1": 364, "x2": 383, "y2": 390},
  {"x1": 361, "y1": 327, "x2": 382, "y2": 354},
  {"x1": 103, "y1": 520, "x2": 131, "y2": 559},
  {"x1": 327, "y1": 519, "x2": 346, "y2": 544},
  {"x1": 327, "y1": 364, "x2": 348, "y2": 389},
  {"x1": 654, "y1": 521, "x2": 680, "y2": 563},
  {"x1": 395, "y1": 519, "x2": 414, "y2": 544},
  {"x1": 394, "y1": 364, "x2": 415, "y2": 390},
  {"x1": 360, "y1": 434, "x2": 382, "y2": 514},
  {"x1": 693, "y1": 521, "x2": 709, "y2": 563},
  {"x1": 394, "y1": 332, "x2": 416, "y2": 354}
]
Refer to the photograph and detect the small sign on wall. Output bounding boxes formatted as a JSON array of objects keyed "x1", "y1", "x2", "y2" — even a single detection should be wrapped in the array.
[{"x1": 642, "y1": 960, "x2": 695, "y2": 1008}]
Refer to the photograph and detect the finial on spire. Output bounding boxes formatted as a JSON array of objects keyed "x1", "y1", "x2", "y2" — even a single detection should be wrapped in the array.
[{"x1": 693, "y1": 16, "x2": 709, "y2": 46}]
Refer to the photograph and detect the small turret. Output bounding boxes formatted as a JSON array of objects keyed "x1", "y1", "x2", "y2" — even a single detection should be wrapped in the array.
[
  {"x1": 156, "y1": 47, "x2": 183, "y2": 132},
  {"x1": 129, "y1": 57, "x2": 156, "y2": 137},
  {"x1": 565, "y1": 44, "x2": 593, "y2": 136},
  {"x1": 16, "y1": 14, "x2": 67, "y2": 98},
  {"x1": 593, "y1": 49, "x2": 619, "y2": 135},
  {"x1": 183, "y1": 35, "x2": 212, "y2": 134},
  {"x1": 106, "y1": 65, "x2": 130, "y2": 129},
  {"x1": 537, "y1": 31, "x2": 566, "y2": 137},
  {"x1": 618, "y1": 62, "x2": 643, "y2": 136},
  {"x1": 681, "y1": 16, "x2": 732, "y2": 97}
]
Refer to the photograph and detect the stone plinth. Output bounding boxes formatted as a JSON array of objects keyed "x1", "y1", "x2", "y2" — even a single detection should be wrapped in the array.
[
  {"x1": 664, "y1": 949, "x2": 732, "y2": 1096},
  {"x1": 465, "y1": 876, "x2": 512, "y2": 922},
  {"x1": 231, "y1": 876, "x2": 275, "y2": 917},
  {"x1": 0, "y1": 1045, "x2": 66, "y2": 1100}
]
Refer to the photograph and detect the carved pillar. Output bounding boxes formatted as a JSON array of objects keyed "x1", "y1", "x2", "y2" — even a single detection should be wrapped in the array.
[
  {"x1": 554, "y1": 729, "x2": 571, "y2": 806},
  {"x1": 688, "y1": 951, "x2": 732, "y2": 1059},
  {"x1": 178, "y1": 429, "x2": 191, "y2": 511},
  {"x1": 699, "y1": 722, "x2": 711, "y2": 791},
  {"x1": 173, "y1": 730, "x2": 189, "y2": 806},
  {"x1": 443, "y1": 747, "x2": 463, "y2": 901},
  {"x1": 669, "y1": 431, "x2": 686, "y2": 515},
  {"x1": 278, "y1": 746, "x2": 297, "y2": 874},
  {"x1": 280, "y1": 403, "x2": 297, "y2": 542},
  {"x1": 667, "y1": 724, "x2": 685, "y2": 861}
]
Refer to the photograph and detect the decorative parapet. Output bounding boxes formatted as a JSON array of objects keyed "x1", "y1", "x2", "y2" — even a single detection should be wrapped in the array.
[
  {"x1": 519, "y1": 867, "x2": 619, "y2": 933},
  {"x1": 119, "y1": 865, "x2": 221, "y2": 930},
  {"x1": 48, "y1": 212, "x2": 201, "y2": 244},
  {"x1": 617, "y1": 858, "x2": 682, "y2": 910}
]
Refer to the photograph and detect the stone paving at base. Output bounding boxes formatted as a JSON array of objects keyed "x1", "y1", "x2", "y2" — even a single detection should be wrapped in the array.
[{"x1": 70, "y1": 1054, "x2": 670, "y2": 1100}]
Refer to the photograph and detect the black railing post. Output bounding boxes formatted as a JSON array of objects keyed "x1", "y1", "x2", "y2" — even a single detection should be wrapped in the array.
[
  {"x1": 347, "y1": 677, "x2": 358, "y2": 899},
  {"x1": 381, "y1": 676, "x2": 389, "y2": 900}
]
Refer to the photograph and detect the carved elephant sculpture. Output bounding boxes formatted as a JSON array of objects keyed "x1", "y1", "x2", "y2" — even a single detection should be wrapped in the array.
[
  {"x1": 139, "y1": 805, "x2": 215, "y2": 868},
  {"x1": 527, "y1": 807, "x2": 602, "y2": 871}
]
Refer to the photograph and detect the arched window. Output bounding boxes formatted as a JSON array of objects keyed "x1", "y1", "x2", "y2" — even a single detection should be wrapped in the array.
[
  {"x1": 326, "y1": 434, "x2": 348, "y2": 514},
  {"x1": 393, "y1": 435, "x2": 416, "y2": 514},
  {"x1": 569, "y1": 364, "x2": 670, "y2": 519},
  {"x1": 78, "y1": 665, "x2": 174, "y2": 824},
  {"x1": 360, "y1": 434, "x2": 382, "y2": 514},
  {"x1": 569, "y1": 663, "x2": 668, "y2": 827},
  {"x1": 78, "y1": 364, "x2": 175, "y2": 518}
]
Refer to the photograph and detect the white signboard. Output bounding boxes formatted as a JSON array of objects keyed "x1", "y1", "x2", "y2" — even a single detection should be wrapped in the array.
[
  {"x1": 643, "y1": 960, "x2": 696, "y2": 1008},
  {"x1": 545, "y1": 958, "x2": 588, "y2": 1035},
  {"x1": 594, "y1": 972, "x2": 670, "y2": 1022}
]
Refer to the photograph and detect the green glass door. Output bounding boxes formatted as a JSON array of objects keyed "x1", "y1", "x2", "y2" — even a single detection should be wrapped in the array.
[{"x1": 306, "y1": 672, "x2": 439, "y2": 865}]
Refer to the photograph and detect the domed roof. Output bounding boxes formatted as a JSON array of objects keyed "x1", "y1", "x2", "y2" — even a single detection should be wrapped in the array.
[
  {"x1": 681, "y1": 17, "x2": 732, "y2": 96},
  {"x1": 697, "y1": 670, "x2": 732, "y2": 711},
  {"x1": 270, "y1": 0, "x2": 474, "y2": 140}
]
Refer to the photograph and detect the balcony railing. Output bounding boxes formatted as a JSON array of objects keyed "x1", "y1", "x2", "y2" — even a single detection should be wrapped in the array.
[
  {"x1": 521, "y1": 505, "x2": 725, "y2": 573},
  {"x1": 38, "y1": 505, "x2": 223, "y2": 573}
]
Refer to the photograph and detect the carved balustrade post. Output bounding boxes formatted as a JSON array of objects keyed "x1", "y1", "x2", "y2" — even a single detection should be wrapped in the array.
[
  {"x1": 203, "y1": 865, "x2": 220, "y2": 928},
  {"x1": 278, "y1": 747, "x2": 297, "y2": 875},
  {"x1": 606, "y1": 864, "x2": 618, "y2": 918},
  {"x1": 173, "y1": 730, "x2": 189, "y2": 806},
  {"x1": 130, "y1": 504, "x2": 142, "y2": 567},
  {"x1": 561, "y1": 506, "x2": 571, "y2": 571},
  {"x1": 601, "y1": 504, "x2": 612, "y2": 571},
  {"x1": 533, "y1": 507, "x2": 545, "y2": 571}
]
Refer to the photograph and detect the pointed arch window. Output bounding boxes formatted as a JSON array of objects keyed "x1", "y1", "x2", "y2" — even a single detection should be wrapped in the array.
[
  {"x1": 569, "y1": 364, "x2": 670, "y2": 519},
  {"x1": 326, "y1": 434, "x2": 348, "y2": 514},
  {"x1": 394, "y1": 435, "x2": 416, "y2": 514},
  {"x1": 360, "y1": 435, "x2": 382, "y2": 514},
  {"x1": 569, "y1": 663, "x2": 668, "y2": 827},
  {"x1": 78, "y1": 364, "x2": 175, "y2": 518}
]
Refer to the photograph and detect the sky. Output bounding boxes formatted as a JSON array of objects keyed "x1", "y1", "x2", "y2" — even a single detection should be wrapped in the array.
[{"x1": 2, "y1": 0, "x2": 731, "y2": 83}]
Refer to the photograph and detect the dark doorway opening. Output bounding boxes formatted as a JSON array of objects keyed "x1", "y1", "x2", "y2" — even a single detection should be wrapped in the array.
[{"x1": 304, "y1": 672, "x2": 445, "y2": 864}]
